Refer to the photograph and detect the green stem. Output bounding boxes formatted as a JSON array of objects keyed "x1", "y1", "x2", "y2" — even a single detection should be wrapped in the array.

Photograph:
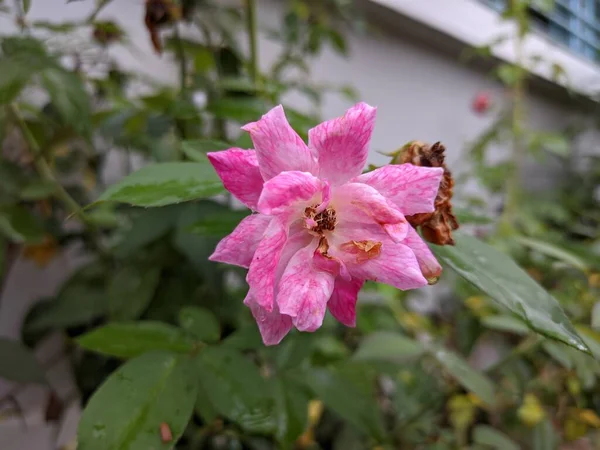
[
  {"x1": 86, "y1": 0, "x2": 113, "y2": 23},
  {"x1": 8, "y1": 104, "x2": 107, "y2": 255},
  {"x1": 174, "y1": 25, "x2": 188, "y2": 144},
  {"x1": 245, "y1": 0, "x2": 260, "y2": 87},
  {"x1": 499, "y1": 0, "x2": 527, "y2": 234}
]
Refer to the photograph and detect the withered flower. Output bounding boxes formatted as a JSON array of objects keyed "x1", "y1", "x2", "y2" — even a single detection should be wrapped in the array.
[
  {"x1": 393, "y1": 141, "x2": 459, "y2": 245},
  {"x1": 144, "y1": 0, "x2": 182, "y2": 54}
]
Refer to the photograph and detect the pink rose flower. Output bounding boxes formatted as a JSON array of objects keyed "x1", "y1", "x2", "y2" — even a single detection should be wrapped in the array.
[{"x1": 208, "y1": 103, "x2": 444, "y2": 345}]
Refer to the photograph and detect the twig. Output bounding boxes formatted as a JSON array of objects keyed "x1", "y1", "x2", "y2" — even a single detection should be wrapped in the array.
[
  {"x1": 86, "y1": 0, "x2": 113, "y2": 23},
  {"x1": 8, "y1": 104, "x2": 107, "y2": 256}
]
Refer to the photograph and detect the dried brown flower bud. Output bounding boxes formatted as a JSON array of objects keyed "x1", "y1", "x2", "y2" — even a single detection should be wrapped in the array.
[
  {"x1": 144, "y1": 0, "x2": 182, "y2": 54},
  {"x1": 393, "y1": 141, "x2": 459, "y2": 245}
]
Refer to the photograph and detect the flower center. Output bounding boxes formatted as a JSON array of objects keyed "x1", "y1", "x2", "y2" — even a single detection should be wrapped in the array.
[{"x1": 304, "y1": 204, "x2": 337, "y2": 234}]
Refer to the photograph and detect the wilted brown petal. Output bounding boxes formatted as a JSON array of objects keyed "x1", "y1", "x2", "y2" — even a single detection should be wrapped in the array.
[{"x1": 394, "y1": 141, "x2": 459, "y2": 245}]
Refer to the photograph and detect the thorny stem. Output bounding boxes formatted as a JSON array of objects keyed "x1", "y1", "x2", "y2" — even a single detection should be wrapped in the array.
[
  {"x1": 8, "y1": 104, "x2": 108, "y2": 256},
  {"x1": 245, "y1": 0, "x2": 260, "y2": 87}
]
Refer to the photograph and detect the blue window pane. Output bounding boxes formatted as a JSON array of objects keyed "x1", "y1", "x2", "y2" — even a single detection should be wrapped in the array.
[{"x1": 478, "y1": 0, "x2": 600, "y2": 63}]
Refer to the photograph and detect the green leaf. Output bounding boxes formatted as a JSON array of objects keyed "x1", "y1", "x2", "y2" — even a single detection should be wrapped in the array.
[
  {"x1": 195, "y1": 347, "x2": 275, "y2": 433},
  {"x1": 194, "y1": 378, "x2": 219, "y2": 423},
  {"x1": 353, "y1": 331, "x2": 426, "y2": 363},
  {"x1": 481, "y1": 315, "x2": 529, "y2": 335},
  {"x1": 77, "y1": 322, "x2": 195, "y2": 359},
  {"x1": 542, "y1": 341, "x2": 573, "y2": 369},
  {"x1": 22, "y1": 0, "x2": 31, "y2": 14},
  {"x1": 95, "y1": 162, "x2": 224, "y2": 207},
  {"x1": 41, "y1": 67, "x2": 91, "y2": 136},
  {"x1": 532, "y1": 419, "x2": 558, "y2": 450},
  {"x1": 181, "y1": 139, "x2": 230, "y2": 162},
  {"x1": 327, "y1": 29, "x2": 348, "y2": 55},
  {"x1": 0, "y1": 205, "x2": 44, "y2": 243},
  {"x1": 274, "y1": 375, "x2": 309, "y2": 449},
  {"x1": 496, "y1": 64, "x2": 519, "y2": 86},
  {"x1": 32, "y1": 21, "x2": 79, "y2": 32},
  {"x1": 78, "y1": 351, "x2": 197, "y2": 450},
  {"x1": 431, "y1": 347, "x2": 496, "y2": 406},
  {"x1": 178, "y1": 306, "x2": 220, "y2": 343},
  {"x1": 473, "y1": 425, "x2": 519, "y2": 450},
  {"x1": 208, "y1": 97, "x2": 269, "y2": 122},
  {"x1": 108, "y1": 265, "x2": 161, "y2": 320},
  {"x1": 274, "y1": 333, "x2": 313, "y2": 371},
  {"x1": 432, "y1": 232, "x2": 588, "y2": 353},
  {"x1": 26, "y1": 282, "x2": 107, "y2": 332},
  {"x1": 221, "y1": 325, "x2": 263, "y2": 351},
  {"x1": 187, "y1": 210, "x2": 249, "y2": 237},
  {"x1": 0, "y1": 36, "x2": 53, "y2": 104},
  {"x1": 306, "y1": 366, "x2": 385, "y2": 440},
  {"x1": 0, "y1": 338, "x2": 45, "y2": 383},
  {"x1": 19, "y1": 180, "x2": 56, "y2": 200},
  {"x1": 529, "y1": 132, "x2": 569, "y2": 157},
  {"x1": 515, "y1": 236, "x2": 587, "y2": 271},
  {"x1": 112, "y1": 205, "x2": 183, "y2": 258}
]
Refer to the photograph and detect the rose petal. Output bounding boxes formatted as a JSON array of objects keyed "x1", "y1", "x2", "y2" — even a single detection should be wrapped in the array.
[
  {"x1": 246, "y1": 215, "x2": 290, "y2": 311},
  {"x1": 277, "y1": 244, "x2": 335, "y2": 332},
  {"x1": 309, "y1": 102, "x2": 376, "y2": 185},
  {"x1": 207, "y1": 149, "x2": 264, "y2": 210},
  {"x1": 209, "y1": 214, "x2": 271, "y2": 268},
  {"x1": 335, "y1": 182, "x2": 408, "y2": 242},
  {"x1": 355, "y1": 164, "x2": 444, "y2": 215},
  {"x1": 257, "y1": 171, "x2": 323, "y2": 215},
  {"x1": 242, "y1": 105, "x2": 318, "y2": 180},
  {"x1": 328, "y1": 277, "x2": 364, "y2": 327},
  {"x1": 244, "y1": 291, "x2": 292, "y2": 346},
  {"x1": 335, "y1": 237, "x2": 427, "y2": 290},
  {"x1": 402, "y1": 225, "x2": 442, "y2": 281}
]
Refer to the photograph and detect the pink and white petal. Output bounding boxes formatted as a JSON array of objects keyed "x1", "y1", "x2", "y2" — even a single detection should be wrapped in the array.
[
  {"x1": 244, "y1": 291, "x2": 292, "y2": 346},
  {"x1": 242, "y1": 105, "x2": 318, "y2": 180},
  {"x1": 403, "y1": 225, "x2": 442, "y2": 281},
  {"x1": 257, "y1": 171, "x2": 323, "y2": 215},
  {"x1": 209, "y1": 214, "x2": 271, "y2": 268},
  {"x1": 355, "y1": 164, "x2": 444, "y2": 215},
  {"x1": 246, "y1": 215, "x2": 291, "y2": 311},
  {"x1": 328, "y1": 277, "x2": 364, "y2": 327},
  {"x1": 340, "y1": 239, "x2": 428, "y2": 290},
  {"x1": 313, "y1": 249, "x2": 342, "y2": 277},
  {"x1": 335, "y1": 183, "x2": 408, "y2": 242},
  {"x1": 207, "y1": 149, "x2": 264, "y2": 210},
  {"x1": 309, "y1": 102, "x2": 376, "y2": 186},
  {"x1": 277, "y1": 245, "x2": 335, "y2": 332}
]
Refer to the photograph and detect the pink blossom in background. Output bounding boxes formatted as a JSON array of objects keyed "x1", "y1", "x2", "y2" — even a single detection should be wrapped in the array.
[
  {"x1": 207, "y1": 103, "x2": 444, "y2": 345},
  {"x1": 472, "y1": 91, "x2": 492, "y2": 115}
]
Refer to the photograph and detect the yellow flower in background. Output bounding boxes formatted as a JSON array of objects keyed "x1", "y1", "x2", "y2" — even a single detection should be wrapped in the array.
[
  {"x1": 465, "y1": 296, "x2": 493, "y2": 318},
  {"x1": 589, "y1": 273, "x2": 600, "y2": 288},
  {"x1": 517, "y1": 394, "x2": 545, "y2": 428},
  {"x1": 579, "y1": 409, "x2": 600, "y2": 428},
  {"x1": 448, "y1": 394, "x2": 476, "y2": 431},
  {"x1": 23, "y1": 235, "x2": 59, "y2": 268},
  {"x1": 296, "y1": 400, "x2": 324, "y2": 449},
  {"x1": 564, "y1": 408, "x2": 600, "y2": 441}
]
